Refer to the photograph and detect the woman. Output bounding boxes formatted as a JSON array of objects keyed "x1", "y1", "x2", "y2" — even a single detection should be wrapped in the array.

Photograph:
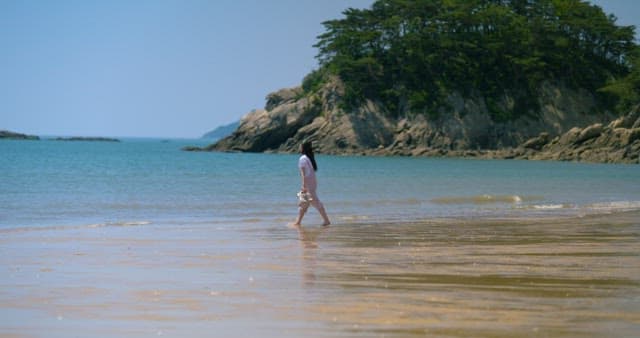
[{"x1": 293, "y1": 141, "x2": 330, "y2": 226}]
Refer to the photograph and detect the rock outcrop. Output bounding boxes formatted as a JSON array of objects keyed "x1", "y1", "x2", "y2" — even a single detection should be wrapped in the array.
[
  {"x1": 494, "y1": 106, "x2": 639, "y2": 163},
  {"x1": 192, "y1": 77, "x2": 636, "y2": 164}
]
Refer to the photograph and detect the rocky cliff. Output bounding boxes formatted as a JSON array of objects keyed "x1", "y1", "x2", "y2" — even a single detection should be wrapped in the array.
[
  {"x1": 490, "y1": 106, "x2": 640, "y2": 163},
  {"x1": 196, "y1": 77, "x2": 637, "y2": 164}
]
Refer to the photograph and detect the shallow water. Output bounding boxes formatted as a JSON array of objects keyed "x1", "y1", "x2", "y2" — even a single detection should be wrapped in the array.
[{"x1": 1, "y1": 212, "x2": 638, "y2": 337}]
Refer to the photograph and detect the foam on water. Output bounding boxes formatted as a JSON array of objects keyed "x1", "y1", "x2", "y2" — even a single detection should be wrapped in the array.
[
  {"x1": 587, "y1": 200, "x2": 640, "y2": 212},
  {"x1": 530, "y1": 204, "x2": 569, "y2": 210},
  {"x1": 430, "y1": 194, "x2": 536, "y2": 205},
  {"x1": 87, "y1": 220, "x2": 152, "y2": 228}
]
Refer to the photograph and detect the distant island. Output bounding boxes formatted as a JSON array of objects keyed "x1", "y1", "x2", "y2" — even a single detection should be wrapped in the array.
[
  {"x1": 201, "y1": 121, "x2": 239, "y2": 140},
  {"x1": 1, "y1": 130, "x2": 122, "y2": 143},
  {"x1": 53, "y1": 137, "x2": 120, "y2": 142},
  {"x1": 0, "y1": 130, "x2": 39, "y2": 140},
  {"x1": 189, "y1": 0, "x2": 639, "y2": 164}
]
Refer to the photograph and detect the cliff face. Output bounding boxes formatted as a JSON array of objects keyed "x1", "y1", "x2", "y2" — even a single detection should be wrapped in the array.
[
  {"x1": 500, "y1": 106, "x2": 640, "y2": 163},
  {"x1": 206, "y1": 78, "x2": 637, "y2": 163}
]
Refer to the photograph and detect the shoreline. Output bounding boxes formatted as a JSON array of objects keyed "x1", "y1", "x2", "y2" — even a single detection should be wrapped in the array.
[
  {"x1": 186, "y1": 141, "x2": 640, "y2": 165},
  {"x1": 2, "y1": 207, "x2": 639, "y2": 234}
]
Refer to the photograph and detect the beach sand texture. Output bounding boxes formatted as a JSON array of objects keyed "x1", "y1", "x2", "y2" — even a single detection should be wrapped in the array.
[{"x1": 1, "y1": 212, "x2": 638, "y2": 337}]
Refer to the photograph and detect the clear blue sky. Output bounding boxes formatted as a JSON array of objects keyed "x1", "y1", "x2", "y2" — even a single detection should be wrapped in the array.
[{"x1": 1, "y1": 0, "x2": 638, "y2": 138}]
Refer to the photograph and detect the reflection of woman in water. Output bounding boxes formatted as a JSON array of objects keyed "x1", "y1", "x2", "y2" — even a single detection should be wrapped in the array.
[
  {"x1": 296, "y1": 225, "x2": 328, "y2": 286},
  {"x1": 293, "y1": 141, "x2": 330, "y2": 226}
]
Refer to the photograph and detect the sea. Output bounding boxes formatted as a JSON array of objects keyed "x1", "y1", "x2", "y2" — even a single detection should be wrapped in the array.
[
  {"x1": 1, "y1": 137, "x2": 639, "y2": 230},
  {"x1": 1, "y1": 138, "x2": 640, "y2": 337}
]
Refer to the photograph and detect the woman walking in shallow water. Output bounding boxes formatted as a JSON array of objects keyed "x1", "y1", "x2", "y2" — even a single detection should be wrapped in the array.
[{"x1": 293, "y1": 141, "x2": 330, "y2": 227}]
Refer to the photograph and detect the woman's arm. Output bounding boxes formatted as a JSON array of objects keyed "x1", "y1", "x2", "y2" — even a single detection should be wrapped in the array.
[{"x1": 300, "y1": 168, "x2": 307, "y2": 192}]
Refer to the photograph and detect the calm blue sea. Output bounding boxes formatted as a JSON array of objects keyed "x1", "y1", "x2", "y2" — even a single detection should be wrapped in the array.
[{"x1": 1, "y1": 138, "x2": 639, "y2": 229}]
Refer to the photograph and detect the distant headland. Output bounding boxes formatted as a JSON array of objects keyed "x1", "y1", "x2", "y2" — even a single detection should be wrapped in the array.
[
  {"x1": 201, "y1": 121, "x2": 240, "y2": 140},
  {"x1": 187, "y1": 0, "x2": 639, "y2": 164}
]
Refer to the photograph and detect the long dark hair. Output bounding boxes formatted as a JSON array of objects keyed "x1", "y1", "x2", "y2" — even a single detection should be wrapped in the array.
[{"x1": 301, "y1": 141, "x2": 317, "y2": 171}]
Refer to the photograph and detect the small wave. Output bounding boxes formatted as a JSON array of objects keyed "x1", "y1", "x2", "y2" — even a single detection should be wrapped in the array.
[
  {"x1": 586, "y1": 201, "x2": 640, "y2": 212},
  {"x1": 431, "y1": 194, "x2": 537, "y2": 205},
  {"x1": 513, "y1": 201, "x2": 640, "y2": 216},
  {"x1": 87, "y1": 221, "x2": 152, "y2": 228},
  {"x1": 0, "y1": 220, "x2": 152, "y2": 233},
  {"x1": 532, "y1": 204, "x2": 567, "y2": 210},
  {"x1": 529, "y1": 204, "x2": 572, "y2": 210}
]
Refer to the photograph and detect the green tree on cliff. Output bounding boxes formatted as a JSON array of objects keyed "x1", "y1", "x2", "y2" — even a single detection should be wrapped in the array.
[
  {"x1": 599, "y1": 45, "x2": 640, "y2": 111},
  {"x1": 309, "y1": 0, "x2": 637, "y2": 120}
]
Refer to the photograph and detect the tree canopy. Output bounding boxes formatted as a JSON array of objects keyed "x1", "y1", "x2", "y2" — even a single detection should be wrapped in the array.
[{"x1": 307, "y1": 0, "x2": 637, "y2": 120}]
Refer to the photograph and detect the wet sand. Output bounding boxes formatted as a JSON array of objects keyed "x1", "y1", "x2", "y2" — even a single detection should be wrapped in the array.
[{"x1": 1, "y1": 212, "x2": 639, "y2": 337}]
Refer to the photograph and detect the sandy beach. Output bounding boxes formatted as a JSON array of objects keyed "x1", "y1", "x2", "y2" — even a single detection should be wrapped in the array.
[{"x1": 1, "y1": 211, "x2": 638, "y2": 337}]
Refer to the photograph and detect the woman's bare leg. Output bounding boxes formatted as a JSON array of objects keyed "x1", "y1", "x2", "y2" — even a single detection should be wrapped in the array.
[
  {"x1": 318, "y1": 202, "x2": 331, "y2": 226},
  {"x1": 311, "y1": 199, "x2": 330, "y2": 226},
  {"x1": 307, "y1": 190, "x2": 330, "y2": 226},
  {"x1": 294, "y1": 203, "x2": 309, "y2": 226}
]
